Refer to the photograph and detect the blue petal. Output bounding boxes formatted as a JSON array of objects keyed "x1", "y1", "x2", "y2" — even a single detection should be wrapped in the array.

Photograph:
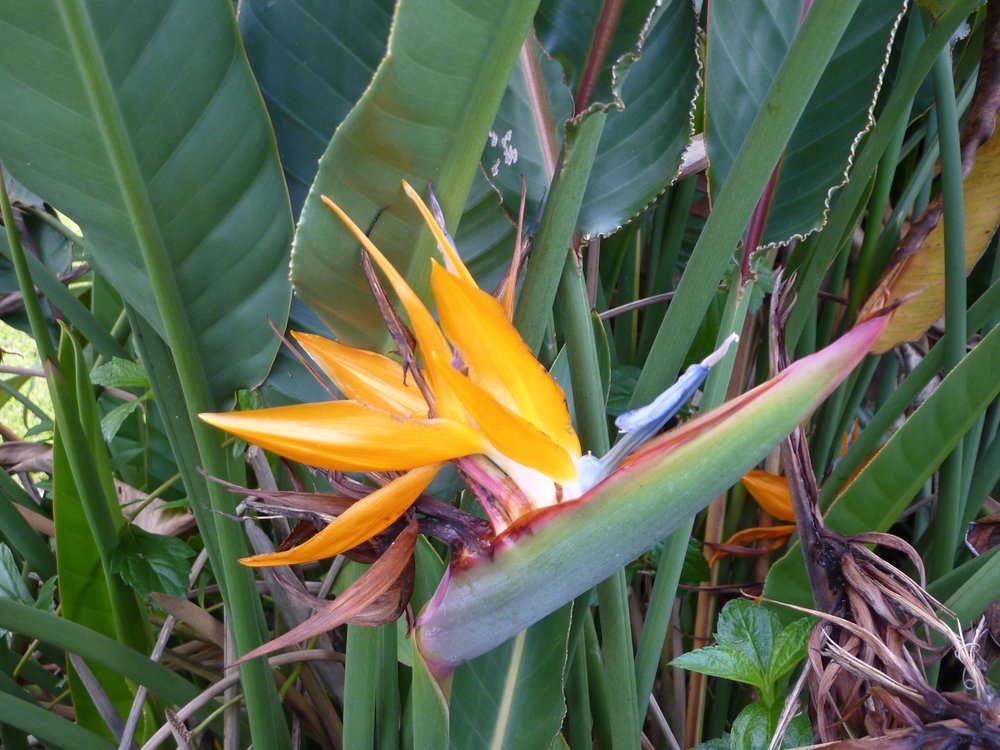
[{"x1": 579, "y1": 334, "x2": 738, "y2": 491}]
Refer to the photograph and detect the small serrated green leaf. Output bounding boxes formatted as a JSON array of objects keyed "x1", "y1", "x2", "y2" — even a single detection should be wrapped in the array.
[
  {"x1": 670, "y1": 645, "x2": 765, "y2": 692},
  {"x1": 109, "y1": 526, "x2": 195, "y2": 598},
  {"x1": 783, "y1": 714, "x2": 813, "y2": 748},
  {"x1": 693, "y1": 737, "x2": 731, "y2": 750},
  {"x1": 100, "y1": 399, "x2": 143, "y2": 443},
  {"x1": 0, "y1": 544, "x2": 31, "y2": 604},
  {"x1": 716, "y1": 599, "x2": 782, "y2": 676},
  {"x1": 90, "y1": 359, "x2": 149, "y2": 391},
  {"x1": 767, "y1": 616, "x2": 813, "y2": 686},
  {"x1": 730, "y1": 702, "x2": 779, "y2": 750}
]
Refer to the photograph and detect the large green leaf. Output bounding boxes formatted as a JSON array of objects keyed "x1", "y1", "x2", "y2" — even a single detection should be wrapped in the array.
[
  {"x1": 0, "y1": 0, "x2": 292, "y2": 404},
  {"x1": 456, "y1": 171, "x2": 517, "y2": 291},
  {"x1": 449, "y1": 604, "x2": 572, "y2": 750},
  {"x1": 291, "y1": 0, "x2": 540, "y2": 350},
  {"x1": 239, "y1": 0, "x2": 394, "y2": 216},
  {"x1": 764, "y1": 324, "x2": 1000, "y2": 609},
  {"x1": 705, "y1": 0, "x2": 906, "y2": 246},
  {"x1": 579, "y1": 0, "x2": 697, "y2": 236},
  {"x1": 487, "y1": 0, "x2": 697, "y2": 238},
  {"x1": 535, "y1": 0, "x2": 655, "y2": 108}
]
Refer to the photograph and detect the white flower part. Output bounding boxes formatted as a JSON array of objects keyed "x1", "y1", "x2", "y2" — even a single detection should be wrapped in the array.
[
  {"x1": 486, "y1": 450, "x2": 584, "y2": 512},
  {"x1": 490, "y1": 158, "x2": 501, "y2": 177},
  {"x1": 488, "y1": 130, "x2": 499, "y2": 147}
]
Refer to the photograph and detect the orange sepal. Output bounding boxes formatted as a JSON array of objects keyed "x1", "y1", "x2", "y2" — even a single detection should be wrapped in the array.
[
  {"x1": 432, "y1": 354, "x2": 578, "y2": 484},
  {"x1": 740, "y1": 469, "x2": 796, "y2": 522},
  {"x1": 199, "y1": 401, "x2": 484, "y2": 473},
  {"x1": 291, "y1": 331, "x2": 427, "y2": 417},
  {"x1": 430, "y1": 261, "x2": 580, "y2": 460},
  {"x1": 401, "y1": 180, "x2": 476, "y2": 286},
  {"x1": 708, "y1": 524, "x2": 796, "y2": 566},
  {"x1": 320, "y1": 194, "x2": 463, "y2": 420},
  {"x1": 239, "y1": 465, "x2": 440, "y2": 567}
]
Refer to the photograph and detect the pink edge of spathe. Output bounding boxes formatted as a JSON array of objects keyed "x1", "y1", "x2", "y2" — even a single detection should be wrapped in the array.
[
  {"x1": 414, "y1": 316, "x2": 888, "y2": 678},
  {"x1": 625, "y1": 315, "x2": 888, "y2": 469}
]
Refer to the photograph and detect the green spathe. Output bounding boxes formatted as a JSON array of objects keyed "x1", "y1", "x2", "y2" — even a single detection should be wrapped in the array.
[{"x1": 416, "y1": 317, "x2": 885, "y2": 673}]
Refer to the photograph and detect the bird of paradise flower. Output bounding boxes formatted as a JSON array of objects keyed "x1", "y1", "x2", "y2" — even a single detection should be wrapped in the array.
[{"x1": 201, "y1": 181, "x2": 886, "y2": 675}]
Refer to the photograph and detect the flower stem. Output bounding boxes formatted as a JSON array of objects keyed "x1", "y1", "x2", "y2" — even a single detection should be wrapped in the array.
[
  {"x1": 929, "y1": 47, "x2": 967, "y2": 581},
  {"x1": 514, "y1": 113, "x2": 606, "y2": 353}
]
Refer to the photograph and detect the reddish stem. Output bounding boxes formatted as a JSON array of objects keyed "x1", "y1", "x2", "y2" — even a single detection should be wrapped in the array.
[
  {"x1": 573, "y1": 0, "x2": 626, "y2": 114},
  {"x1": 740, "y1": 163, "x2": 781, "y2": 282}
]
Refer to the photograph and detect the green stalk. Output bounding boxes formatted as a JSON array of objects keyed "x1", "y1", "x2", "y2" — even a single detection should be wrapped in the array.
[
  {"x1": 514, "y1": 113, "x2": 607, "y2": 353},
  {"x1": 583, "y1": 615, "x2": 613, "y2": 750},
  {"x1": 633, "y1": 0, "x2": 862, "y2": 403},
  {"x1": 786, "y1": 0, "x2": 982, "y2": 349},
  {"x1": 638, "y1": 177, "x2": 698, "y2": 360},
  {"x1": 634, "y1": 278, "x2": 753, "y2": 722},
  {"x1": 565, "y1": 641, "x2": 593, "y2": 750},
  {"x1": 343, "y1": 625, "x2": 379, "y2": 750},
  {"x1": 0, "y1": 172, "x2": 54, "y2": 364},
  {"x1": 51, "y1": 2, "x2": 287, "y2": 743},
  {"x1": 810, "y1": 359, "x2": 865, "y2": 477},
  {"x1": 126, "y1": 310, "x2": 223, "y2": 580},
  {"x1": 558, "y1": 256, "x2": 610, "y2": 456},
  {"x1": 829, "y1": 356, "x2": 880, "y2": 465},
  {"x1": 929, "y1": 48, "x2": 967, "y2": 581},
  {"x1": 557, "y1": 253, "x2": 641, "y2": 748},
  {"x1": 815, "y1": 236, "x2": 850, "y2": 349},
  {"x1": 377, "y1": 622, "x2": 400, "y2": 750},
  {"x1": 959, "y1": 413, "x2": 986, "y2": 505}
]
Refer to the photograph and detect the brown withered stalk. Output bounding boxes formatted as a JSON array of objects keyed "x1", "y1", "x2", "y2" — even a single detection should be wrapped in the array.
[{"x1": 766, "y1": 277, "x2": 999, "y2": 748}]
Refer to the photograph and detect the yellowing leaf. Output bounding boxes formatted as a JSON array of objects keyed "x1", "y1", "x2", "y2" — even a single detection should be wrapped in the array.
[{"x1": 861, "y1": 116, "x2": 1000, "y2": 352}]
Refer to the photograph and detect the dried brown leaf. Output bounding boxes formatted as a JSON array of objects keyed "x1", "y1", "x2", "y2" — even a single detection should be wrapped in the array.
[{"x1": 235, "y1": 515, "x2": 418, "y2": 664}]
